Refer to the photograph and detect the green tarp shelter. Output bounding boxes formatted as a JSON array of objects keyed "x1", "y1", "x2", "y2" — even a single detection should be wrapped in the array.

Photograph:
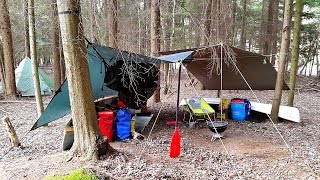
[
  {"x1": 31, "y1": 43, "x2": 163, "y2": 130},
  {"x1": 15, "y1": 57, "x2": 54, "y2": 96}
]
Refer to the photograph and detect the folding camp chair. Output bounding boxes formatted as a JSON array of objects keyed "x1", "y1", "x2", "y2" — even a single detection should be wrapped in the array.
[{"x1": 184, "y1": 98, "x2": 215, "y2": 127}]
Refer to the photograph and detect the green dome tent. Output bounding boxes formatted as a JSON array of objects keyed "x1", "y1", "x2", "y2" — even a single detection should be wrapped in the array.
[{"x1": 15, "y1": 57, "x2": 54, "y2": 96}]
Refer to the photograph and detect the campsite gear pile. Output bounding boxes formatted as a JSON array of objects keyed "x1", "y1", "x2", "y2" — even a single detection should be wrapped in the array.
[
  {"x1": 97, "y1": 98, "x2": 149, "y2": 142},
  {"x1": 230, "y1": 98, "x2": 251, "y2": 122}
]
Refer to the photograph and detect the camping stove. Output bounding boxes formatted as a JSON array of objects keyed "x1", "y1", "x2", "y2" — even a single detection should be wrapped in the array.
[
  {"x1": 211, "y1": 132, "x2": 225, "y2": 141},
  {"x1": 207, "y1": 121, "x2": 228, "y2": 141}
]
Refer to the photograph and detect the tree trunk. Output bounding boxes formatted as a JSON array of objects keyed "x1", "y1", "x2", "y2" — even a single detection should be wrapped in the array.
[
  {"x1": 52, "y1": 0, "x2": 62, "y2": 92},
  {"x1": 231, "y1": 0, "x2": 237, "y2": 46},
  {"x1": 271, "y1": 0, "x2": 280, "y2": 66},
  {"x1": 89, "y1": 0, "x2": 97, "y2": 43},
  {"x1": 264, "y1": 0, "x2": 275, "y2": 60},
  {"x1": 144, "y1": 0, "x2": 151, "y2": 56},
  {"x1": 164, "y1": 0, "x2": 176, "y2": 95},
  {"x1": 106, "y1": 0, "x2": 118, "y2": 48},
  {"x1": 149, "y1": 0, "x2": 161, "y2": 103},
  {"x1": 287, "y1": 0, "x2": 303, "y2": 107},
  {"x1": 270, "y1": 0, "x2": 293, "y2": 123},
  {"x1": 28, "y1": 0, "x2": 44, "y2": 116},
  {"x1": 204, "y1": 0, "x2": 213, "y2": 46},
  {"x1": 0, "y1": 0, "x2": 17, "y2": 99},
  {"x1": 259, "y1": 0, "x2": 268, "y2": 54},
  {"x1": 239, "y1": 0, "x2": 247, "y2": 49},
  {"x1": 23, "y1": 0, "x2": 30, "y2": 58},
  {"x1": 0, "y1": 41, "x2": 6, "y2": 90},
  {"x1": 317, "y1": 52, "x2": 319, "y2": 78},
  {"x1": 60, "y1": 36, "x2": 66, "y2": 83},
  {"x1": 197, "y1": 0, "x2": 213, "y2": 90},
  {"x1": 138, "y1": 2, "x2": 142, "y2": 54},
  {"x1": 57, "y1": 0, "x2": 111, "y2": 160}
]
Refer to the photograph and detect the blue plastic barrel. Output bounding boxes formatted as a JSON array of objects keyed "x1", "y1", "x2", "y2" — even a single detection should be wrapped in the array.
[{"x1": 231, "y1": 101, "x2": 246, "y2": 122}]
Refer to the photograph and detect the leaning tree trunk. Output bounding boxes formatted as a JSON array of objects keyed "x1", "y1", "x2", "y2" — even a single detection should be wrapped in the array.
[
  {"x1": 270, "y1": 0, "x2": 293, "y2": 123},
  {"x1": 149, "y1": 0, "x2": 161, "y2": 103},
  {"x1": 51, "y1": 0, "x2": 62, "y2": 91},
  {"x1": 28, "y1": 0, "x2": 44, "y2": 116},
  {"x1": 287, "y1": 0, "x2": 304, "y2": 107},
  {"x1": 106, "y1": 0, "x2": 118, "y2": 48},
  {"x1": 0, "y1": 0, "x2": 17, "y2": 99},
  {"x1": 57, "y1": 0, "x2": 111, "y2": 160}
]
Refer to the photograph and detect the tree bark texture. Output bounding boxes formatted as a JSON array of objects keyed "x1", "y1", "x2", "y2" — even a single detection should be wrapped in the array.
[
  {"x1": 28, "y1": 0, "x2": 44, "y2": 116},
  {"x1": 89, "y1": 0, "x2": 97, "y2": 43},
  {"x1": 271, "y1": 0, "x2": 280, "y2": 66},
  {"x1": 57, "y1": 0, "x2": 109, "y2": 160},
  {"x1": 150, "y1": 0, "x2": 161, "y2": 103},
  {"x1": 164, "y1": 0, "x2": 176, "y2": 95},
  {"x1": 240, "y1": 0, "x2": 247, "y2": 49},
  {"x1": 204, "y1": 0, "x2": 213, "y2": 46},
  {"x1": 23, "y1": 0, "x2": 30, "y2": 58},
  {"x1": 2, "y1": 116, "x2": 21, "y2": 147},
  {"x1": 271, "y1": 0, "x2": 293, "y2": 123},
  {"x1": 52, "y1": 0, "x2": 62, "y2": 92},
  {"x1": 259, "y1": 0, "x2": 268, "y2": 54},
  {"x1": 217, "y1": 0, "x2": 229, "y2": 44},
  {"x1": 287, "y1": 0, "x2": 304, "y2": 107},
  {"x1": 264, "y1": 0, "x2": 275, "y2": 59},
  {"x1": 107, "y1": 0, "x2": 118, "y2": 48},
  {"x1": 196, "y1": 0, "x2": 213, "y2": 91},
  {"x1": 231, "y1": 0, "x2": 237, "y2": 46},
  {"x1": 0, "y1": 0, "x2": 17, "y2": 99},
  {"x1": 0, "y1": 41, "x2": 6, "y2": 90},
  {"x1": 60, "y1": 36, "x2": 66, "y2": 83}
]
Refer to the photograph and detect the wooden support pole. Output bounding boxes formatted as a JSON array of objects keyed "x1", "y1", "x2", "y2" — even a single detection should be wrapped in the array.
[{"x1": 2, "y1": 116, "x2": 21, "y2": 147}]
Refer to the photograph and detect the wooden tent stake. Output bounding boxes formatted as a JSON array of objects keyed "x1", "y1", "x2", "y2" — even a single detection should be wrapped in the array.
[{"x1": 2, "y1": 116, "x2": 21, "y2": 147}]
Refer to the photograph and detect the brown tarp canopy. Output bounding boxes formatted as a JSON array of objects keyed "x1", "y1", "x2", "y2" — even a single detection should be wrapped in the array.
[{"x1": 159, "y1": 45, "x2": 289, "y2": 90}]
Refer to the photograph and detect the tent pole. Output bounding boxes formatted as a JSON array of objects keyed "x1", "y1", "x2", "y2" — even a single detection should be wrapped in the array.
[{"x1": 176, "y1": 63, "x2": 182, "y2": 124}]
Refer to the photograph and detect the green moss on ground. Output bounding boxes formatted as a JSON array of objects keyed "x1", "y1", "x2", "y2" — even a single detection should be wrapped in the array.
[{"x1": 44, "y1": 168, "x2": 98, "y2": 180}]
